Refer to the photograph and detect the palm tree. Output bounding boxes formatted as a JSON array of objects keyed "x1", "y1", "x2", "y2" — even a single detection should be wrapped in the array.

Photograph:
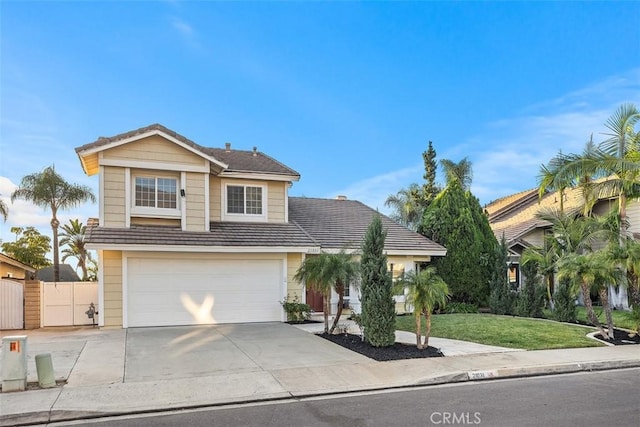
[
  {"x1": 0, "y1": 199, "x2": 7, "y2": 222},
  {"x1": 11, "y1": 166, "x2": 96, "y2": 282},
  {"x1": 400, "y1": 267, "x2": 449, "y2": 349},
  {"x1": 440, "y1": 158, "x2": 473, "y2": 191},
  {"x1": 522, "y1": 244, "x2": 558, "y2": 310},
  {"x1": 607, "y1": 237, "x2": 640, "y2": 310},
  {"x1": 384, "y1": 183, "x2": 423, "y2": 230},
  {"x1": 60, "y1": 219, "x2": 92, "y2": 280},
  {"x1": 557, "y1": 251, "x2": 619, "y2": 339},
  {"x1": 293, "y1": 250, "x2": 360, "y2": 334}
]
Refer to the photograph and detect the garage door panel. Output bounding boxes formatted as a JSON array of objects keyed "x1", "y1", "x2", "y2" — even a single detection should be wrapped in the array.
[{"x1": 127, "y1": 257, "x2": 283, "y2": 327}]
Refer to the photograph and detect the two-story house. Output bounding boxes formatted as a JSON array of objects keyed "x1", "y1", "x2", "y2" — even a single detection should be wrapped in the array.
[{"x1": 75, "y1": 124, "x2": 446, "y2": 328}]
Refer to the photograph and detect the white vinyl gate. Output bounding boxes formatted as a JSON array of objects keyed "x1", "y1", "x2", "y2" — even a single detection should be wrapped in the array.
[
  {"x1": 42, "y1": 282, "x2": 98, "y2": 326},
  {"x1": 0, "y1": 279, "x2": 24, "y2": 329}
]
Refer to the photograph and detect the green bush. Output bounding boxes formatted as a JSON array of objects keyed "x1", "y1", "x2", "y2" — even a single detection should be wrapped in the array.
[
  {"x1": 552, "y1": 278, "x2": 577, "y2": 323},
  {"x1": 280, "y1": 295, "x2": 311, "y2": 323},
  {"x1": 441, "y1": 302, "x2": 479, "y2": 314},
  {"x1": 515, "y1": 262, "x2": 546, "y2": 318},
  {"x1": 626, "y1": 306, "x2": 640, "y2": 334}
]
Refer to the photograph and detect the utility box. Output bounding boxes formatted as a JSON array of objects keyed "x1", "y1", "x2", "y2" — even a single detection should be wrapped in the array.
[{"x1": 2, "y1": 335, "x2": 28, "y2": 392}]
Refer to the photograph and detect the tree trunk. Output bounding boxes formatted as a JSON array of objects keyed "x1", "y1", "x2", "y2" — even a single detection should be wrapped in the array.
[
  {"x1": 598, "y1": 287, "x2": 615, "y2": 340},
  {"x1": 323, "y1": 292, "x2": 330, "y2": 334},
  {"x1": 79, "y1": 254, "x2": 88, "y2": 281},
  {"x1": 51, "y1": 210, "x2": 60, "y2": 282},
  {"x1": 415, "y1": 313, "x2": 422, "y2": 349},
  {"x1": 547, "y1": 274, "x2": 555, "y2": 311},
  {"x1": 628, "y1": 273, "x2": 640, "y2": 308},
  {"x1": 581, "y1": 283, "x2": 607, "y2": 338},
  {"x1": 329, "y1": 282, "x2": 344, "y2": 334},
  {"x1": 424, "y1": 310, "x2": 432, "y2": 349}
]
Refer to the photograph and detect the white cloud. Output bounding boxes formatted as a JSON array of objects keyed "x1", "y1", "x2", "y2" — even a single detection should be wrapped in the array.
[
  {"x1": 329, "y1": 165, "x2": 423, "y2": 214},
  {"x1": 171, "y1": 17, "x2": 194, "y2": 37},
  {"x1": 333, "y1": 69, "x2": 640, "y2": 208}
]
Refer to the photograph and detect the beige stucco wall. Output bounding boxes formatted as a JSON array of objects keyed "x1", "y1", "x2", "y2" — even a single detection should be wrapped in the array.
[
  {"x1": 626, "y1": 199, "x2": 640, "y2": 235},
  {"x1": 103, "y1": 166, "x2": 126, "y2": 227},
  {"x1": 0, "y1": 262, "x2": 32, "y2": 280},
  {"x1": 102, "y1": 250, "x2": 123, "y2": 327},
  {"x1": 209, "y1": 176, "x2": 222, "y2": 221},
  {"x1": 287, "y1": 252, "x2": 304, "y2": 300},
  {"x1": 522, "y1": 228, "x2": 545, "y2": 247},
  {"x1": 267, "y1": 181, "x2": 286, "y2": 223},
  {"x1": 185, "y1": 172, "x2": 206, "y2": 231},
  {"x1": 102, "y1": 135, "x2": 206, "y2": 166}
]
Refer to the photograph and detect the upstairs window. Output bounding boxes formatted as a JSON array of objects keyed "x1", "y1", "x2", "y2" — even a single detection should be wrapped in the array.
[
  {"x1": 227, "y1": 185, "x2": 263, "y2": 215},
  {"x1": 134, "y1": 176, "x2": 178, "y2": 212}
]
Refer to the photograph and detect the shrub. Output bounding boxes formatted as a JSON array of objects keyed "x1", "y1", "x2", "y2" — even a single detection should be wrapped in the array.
[
  {"x1": 440, "y1": 302, "x2": 479, "y2": 314},
  {"x1": 489, "y1": 236, "x2": 515, "y2": 315},
  {"x1": 280, "y1": 295, "x2": 311, "y2": 323},
  {"x1": 515, "y1": 262, "x2": 546, "y2": 318},
  {"x1": 360, "y1": 215, "x2": 396, "y2": 347},
  {"x1": 552, "y1": 278, "x2": 577, "y2": 323}
]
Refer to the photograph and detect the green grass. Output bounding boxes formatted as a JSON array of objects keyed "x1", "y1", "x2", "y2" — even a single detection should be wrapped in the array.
[
  {"x1": 542, "y1": 306, "x2": 638, "y2": 331},
  {"x1": 396, "y1": 313, "x2": 603, "y2": 350}
]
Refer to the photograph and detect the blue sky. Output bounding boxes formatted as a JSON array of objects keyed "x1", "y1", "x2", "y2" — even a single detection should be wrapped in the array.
[{"x1": 1, "y1": 1, "x2": 639, "y2": 255}]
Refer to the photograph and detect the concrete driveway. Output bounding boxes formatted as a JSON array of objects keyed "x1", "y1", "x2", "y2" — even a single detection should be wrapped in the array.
[
  {"x1": 124, "y1": 323, "x2": 369, "y2": 383},
  {"x1": 1, "y1": 323, "x2": 369, "y2": 387}
]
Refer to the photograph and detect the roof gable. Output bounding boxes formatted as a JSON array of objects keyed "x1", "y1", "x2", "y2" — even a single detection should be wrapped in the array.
[{"x1": 76, "y1": 124, "x2": 299, "y2": 179}]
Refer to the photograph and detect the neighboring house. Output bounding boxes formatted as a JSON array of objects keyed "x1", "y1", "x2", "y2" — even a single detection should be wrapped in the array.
[
  {"x1": 0, "y1": 252, "x2": 36, "y2": 280},
  {"x1": 75, "y1": 124, "x2": 446, "y2": 328},
  {"x1": 486, "y1": 185, "x2": 632, "y2": 308},
  {"x1": 36, "y1": 264, "x2": 82, "y2": 282}
]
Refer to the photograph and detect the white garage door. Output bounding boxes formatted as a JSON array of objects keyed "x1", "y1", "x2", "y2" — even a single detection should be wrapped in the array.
[{"x1": 127, "y1": 257, "x2": 283, "y2": 327}]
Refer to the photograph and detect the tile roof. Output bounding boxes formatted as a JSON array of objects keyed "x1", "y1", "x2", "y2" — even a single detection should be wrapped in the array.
[
  {"x1": 489, "y1": 184, "x2": 590, "y2": 244},
  {"x1": 85, "y1": 198, "x2": 447, "y2": 255},
  {"x1": 86, "y1": 221, "x2": 318, "y2": 248},
  {"x1": 75, "y1": 123, "x2": 299, "y2": 177},
  {"x1": 289, "y1": 197, "x2": 447, "y2": 254},
  {"x1": 208, "y1": 148, "x2": 299, "y2": 177},
  {"x1": 484, "y1": 188, "x2": 539, "y2": 222}
]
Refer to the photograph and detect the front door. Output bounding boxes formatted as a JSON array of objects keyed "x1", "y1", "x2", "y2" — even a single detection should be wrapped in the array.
[{"x1": 306, "y1": 288, "x2": 324, "y2": 313}]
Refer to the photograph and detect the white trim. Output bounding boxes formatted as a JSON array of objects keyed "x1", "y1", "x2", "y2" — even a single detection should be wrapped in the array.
[
  {"x1": 79, "y1": 129, "x2": 228, "y2": 169},
  {"x1": 122, "y1": 255, "x2": 128, "y2": 328},
  {"x1": 318, "y1": 248, "x2": 445, "y2": 257},
  {"x1": 281, "y1": 255, "x2": 288, "y2": 322},
  {"x1": 124, "y1": 168, "x2": 131, "y2": 228},
  {"x1": 39, "y1": 280, "x2": 44, "y2": 328},
  {"x1": 87, "y1": 244, "x2": 319, "y2": 253},
  {"x1": 100, "y1": 158, "x2": 210, "y2": 173},
  {"x1": 97, "y1": 250, "x2": 105, "y2": 327},
  {"x1": 218, "y1": 171, "x2": 300, "y2": 182},
  {"x1": 181, "y1": 171, "x2": 187, "y2": 231},
  {"x1": 222, "y1": 183, "x2": 268, "y2": 222},
  {"x1": 130, "y1": 174, "x2": 181, "y2": 217},
  {"x1": 204, "y1": 173, "x2": 210, "y2": 231},
  {"x1": 301, "y1": 252, "x2": 307, "y2": 304},
  {"x1": 99, "y1": 164, "x2": 105, "y2": 227},
  {"x1": 284, "y1": 184, "x2": 289, "y2": 223}
]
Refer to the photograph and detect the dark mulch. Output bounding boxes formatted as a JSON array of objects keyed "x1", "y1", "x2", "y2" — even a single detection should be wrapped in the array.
[
  {"x1": 594, "y1": 328, "x2": 640, "y2": 345},
  {"x1": 286, "y1": 319, "x2": 322, "y2": 325},
  {"x1": 319, "y1": 333, "x2": 444, "y2": 361}
]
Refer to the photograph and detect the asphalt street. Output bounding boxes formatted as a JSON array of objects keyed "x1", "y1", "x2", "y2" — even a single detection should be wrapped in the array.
[{"x1": 53, "y1": 367, "x2": 640, "y2": 427}]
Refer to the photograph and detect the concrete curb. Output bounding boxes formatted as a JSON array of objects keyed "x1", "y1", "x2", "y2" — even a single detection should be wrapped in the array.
[{"x1": 3, "y1": 359, "x2": 639, "y2": 427}]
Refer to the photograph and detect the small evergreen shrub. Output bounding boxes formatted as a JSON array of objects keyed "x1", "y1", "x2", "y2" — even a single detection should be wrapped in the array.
[
  {"x1": 552, "y1": 278, "x2": 577, "y2": 323},
  {"x1": 515, "y1": 262, "x2": 546, "y2": 318},
  {"x1": 489, "y1": 237, "x2": 515, "y2": 315},
  {"x1": 280, "y1": 295, "x2": 311, "y2": 323}
]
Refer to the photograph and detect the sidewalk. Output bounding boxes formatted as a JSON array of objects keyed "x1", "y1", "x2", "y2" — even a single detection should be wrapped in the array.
[{"x1": 1, "y1": 325, "x2": 639, "y2": 426}]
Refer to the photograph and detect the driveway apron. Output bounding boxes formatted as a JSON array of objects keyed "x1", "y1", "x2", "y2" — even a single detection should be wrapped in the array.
[{"x1": 124, "y1": 323, "x2": 368, "y2": 383}]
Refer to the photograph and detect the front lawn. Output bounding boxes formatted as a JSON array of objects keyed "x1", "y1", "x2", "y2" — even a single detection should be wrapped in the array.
[
  {"x1": 574, "y1": 307, "x2": 637, "y2": 331},
  {"x1": 396, "y1": 313, "x2": 603, "y2": 350}
]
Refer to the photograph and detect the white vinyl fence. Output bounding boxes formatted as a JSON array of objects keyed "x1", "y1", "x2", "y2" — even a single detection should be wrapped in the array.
[
  {"x1": 0, "y1": 279, "x2": 24, "y2": 329},
  {"x1": 42, "y1": 281, "x2": 98, "y2": 327}
]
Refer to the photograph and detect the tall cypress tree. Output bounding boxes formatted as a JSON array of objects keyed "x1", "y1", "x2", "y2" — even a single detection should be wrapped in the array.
[
  {"x1": 360, "y1": 215, "x2": 396, "y2": 347},
  {"x1": 421, "y1": 141, "x2": 439, "y2": 208},
  {"x1": 421, "y1": 181, "x2": 498, "y2": 306}
]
